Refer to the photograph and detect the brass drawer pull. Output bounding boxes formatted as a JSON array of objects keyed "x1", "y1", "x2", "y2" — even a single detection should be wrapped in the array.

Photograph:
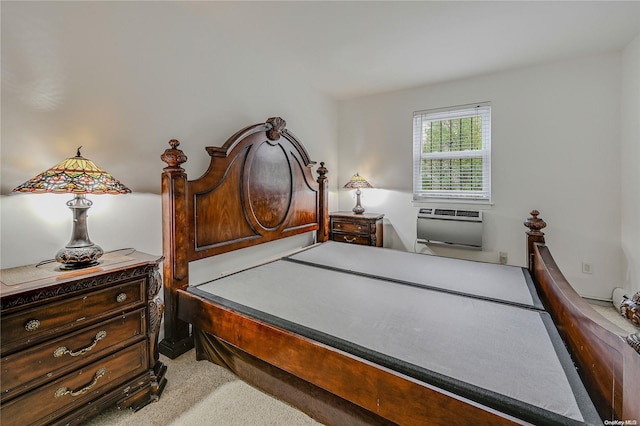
[
  {"x1": 343, "y1": 236, "x2": 357, "y2": 243},
  {"x1": 53, "y1": 331, "x2": 107, "y2": 358},
  {"x1": 55, "y1": 368, "x2": 107, "y2": 398},
  {"x1": 116, "y1": 293, "x2": 127, "y2": 303},
  {"x1": 25, "y1": 319, "x2": 40, "y2": 332}
]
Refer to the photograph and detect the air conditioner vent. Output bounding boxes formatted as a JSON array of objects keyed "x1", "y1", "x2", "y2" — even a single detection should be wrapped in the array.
[
  {"x1": 456, "y1": 210, "x2": 480, "y2": 218},
  {"x1": 434, "y1": 209, "x2": 456, "y2": 216}
]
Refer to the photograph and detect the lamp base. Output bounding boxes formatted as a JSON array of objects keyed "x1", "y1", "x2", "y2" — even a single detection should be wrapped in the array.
[
  {"x1": 352, "y1": 204, "x2": 365, "y2": 214},
  {"x1": 352, "y1": 189, "x2": 365, "y2": 214},
  {"x1": 55, "y1": 194, "x2": 104, "y2": 270},
  {"x1": 56, "y1": 244, "x2": 104, "y2": 270}
]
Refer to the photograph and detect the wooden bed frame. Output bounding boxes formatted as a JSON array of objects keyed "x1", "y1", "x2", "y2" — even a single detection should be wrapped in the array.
[
  {"x1": 524, "y1": 211, "x2": 640, "y2": 423},
  {"x1": 160, "y1": 118, "x2": 640, "y2": 424}
]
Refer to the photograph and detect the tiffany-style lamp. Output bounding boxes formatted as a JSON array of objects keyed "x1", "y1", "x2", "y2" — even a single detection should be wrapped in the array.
[
  {"x1": 343, "y1": 172, "x2": 373, "y2": 214},
  {"x1": 13, "y1": 147, "x2": 130, "y2": 269}
]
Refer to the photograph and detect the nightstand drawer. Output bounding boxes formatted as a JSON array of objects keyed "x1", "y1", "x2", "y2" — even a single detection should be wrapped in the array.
[
  {"x1": 331, "y1": 220, "x2": 370, "y2": 235},
  {"x1": 1, "y1": 278, "x2": 144, "y2": 352},
  {"x1": 0, "y1": 340, "x2": 148, "y2": 426},
  {"x1": 1, "y1": 308, "x2": 146, "y2": 399},
  {"x1": 331, "y1": 233, "x2": 371, "y2": 245},
  {"x1": 329, "y1": 212, "x2": 384, "y2": 247}
]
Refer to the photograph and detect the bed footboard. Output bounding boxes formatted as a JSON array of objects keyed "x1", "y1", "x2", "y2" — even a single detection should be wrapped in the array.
[{"x1": 525, "y1": 211, "x2": 640, "y2": 422}]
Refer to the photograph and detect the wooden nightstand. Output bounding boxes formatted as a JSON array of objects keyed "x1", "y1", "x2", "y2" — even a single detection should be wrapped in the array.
[
  {"x1": 330, "y1": 211, "x2": 384, "y2": 247},
  {"x1": 0, "y1": 250, "x2": 166, "y2": 426}
]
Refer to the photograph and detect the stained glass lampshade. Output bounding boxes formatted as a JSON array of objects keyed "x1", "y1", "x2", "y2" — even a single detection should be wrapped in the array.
[
  {"x1": 13, "y1": 147, "x2": 131, "y2": 269},
  {"x1": 343, "y1": 172, "x2": 373, "y2": 214}
]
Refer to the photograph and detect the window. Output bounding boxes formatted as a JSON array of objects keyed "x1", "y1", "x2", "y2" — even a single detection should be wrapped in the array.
[{"x1": 413, "y1": 103, "x2": 491, "y2": 202}]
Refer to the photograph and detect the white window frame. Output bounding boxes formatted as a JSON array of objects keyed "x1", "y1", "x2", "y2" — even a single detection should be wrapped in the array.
[{"x1": 412, "y1": 102, "x2": 491, "y2": 203}]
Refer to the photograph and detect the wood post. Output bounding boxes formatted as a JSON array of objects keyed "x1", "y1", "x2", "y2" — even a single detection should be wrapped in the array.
[
  {"x1": 159, "y1": 140, "x2": 194, "y2": 358},
  {"x1": 524, "y1": 210, "x2": 546, "y2": 271},
  {"x1": 316, "y1": 162, "x2": 329, "y2": 242}
]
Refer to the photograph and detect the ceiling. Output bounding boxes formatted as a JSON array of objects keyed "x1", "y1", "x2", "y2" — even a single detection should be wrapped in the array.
[
  {"x1": 3, "y1": 1, "x2": 639, "y2": 102},
  {"x1": 180, "y1": 1, "x2": 640, "y2": 100}
]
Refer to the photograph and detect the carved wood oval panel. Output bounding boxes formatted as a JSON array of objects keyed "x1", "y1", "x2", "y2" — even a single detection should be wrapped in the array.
[{"x1": 248, "y1": 142, "x2": 292, "y2": 230}]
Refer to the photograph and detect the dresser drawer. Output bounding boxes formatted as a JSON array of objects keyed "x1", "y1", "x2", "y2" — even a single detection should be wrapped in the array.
[
  {"x1": 0, "y1": 251, "x2": 164, "y2": 424},
  {"x1": 331, "y1": 220, "x2": 371, "y2": 235},
  {"x1": 1, "y1": 308, "x2": 146, "y2": 399},
  {"x1": 0, "y1": 341, "x2": 148, "y2": 426},
  {"x1": 1, "y1": 278, "x2": 145, "y2": 353}
]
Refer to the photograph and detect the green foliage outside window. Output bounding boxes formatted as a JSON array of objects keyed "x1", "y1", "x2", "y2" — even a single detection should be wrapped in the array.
[{"x1": 421, "y1": 117, "x2": 483, "y2": 192}]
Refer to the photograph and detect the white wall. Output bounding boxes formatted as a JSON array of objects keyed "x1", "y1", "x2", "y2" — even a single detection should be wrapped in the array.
[
  {"x1": 0, "y1": 193, "x2": 162, "y2": 269},
  {"x1": 621, "y1": 33, "x2": 640, "y2": 295},
  {"x1": 338, "y1": 53, "x2": 624, "y2": 300},
  {"x1": 1, "y1": 2, "x2": 338, "y2": 195},
  {"x1": 1, "y1": 2, "x2": 339, "y2": 269}
]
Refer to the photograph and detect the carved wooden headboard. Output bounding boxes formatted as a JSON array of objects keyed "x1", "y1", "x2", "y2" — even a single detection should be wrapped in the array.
[{"x1": 159, "y1": 117, "x2": 329, "y2": 357}]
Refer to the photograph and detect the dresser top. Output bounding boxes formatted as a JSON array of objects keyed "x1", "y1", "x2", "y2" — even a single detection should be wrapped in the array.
[{"x1": 1, "y1": 250, "x2": 161, "y2": 299}]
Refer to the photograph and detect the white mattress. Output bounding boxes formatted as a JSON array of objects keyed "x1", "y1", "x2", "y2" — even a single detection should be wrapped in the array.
[
  {"x1": 287, "y1": 241, "x2": 542, "y2": 309},
  {"x1": 193, "y1": 259, "x2": 599, "y2": 425}
]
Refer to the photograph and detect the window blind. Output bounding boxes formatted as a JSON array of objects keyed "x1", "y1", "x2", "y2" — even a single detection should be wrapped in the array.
[{"x1": 413, "y1": 103, "x2": 491, "y2": 202}]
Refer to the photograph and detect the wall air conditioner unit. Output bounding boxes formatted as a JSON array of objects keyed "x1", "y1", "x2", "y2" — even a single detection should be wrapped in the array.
[{"x1": 417, "y1": 208, "x2": 483, "y2": 249}]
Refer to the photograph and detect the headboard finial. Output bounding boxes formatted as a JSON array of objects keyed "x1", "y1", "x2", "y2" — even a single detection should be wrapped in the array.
[
  {"x1": 266, "y1": 117, "x2": 286, "y2": 141},
  {"x1": 524, "y1": 210, "x2": 547, "y2": 236},
  {"x1": 317, "y1": 162, "x2": 328, "y2": 179},
  {"x1": 161, "y1": 139, "x2": 188, "y2": 170}
]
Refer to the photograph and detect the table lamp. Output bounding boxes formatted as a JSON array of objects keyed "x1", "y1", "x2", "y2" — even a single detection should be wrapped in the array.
[
  {"x1": 13, "y1": 147, "x2": 131, "y2": 269},
  {"x1": 343, "y1": 172, "x2": 373, "y2": 214}
]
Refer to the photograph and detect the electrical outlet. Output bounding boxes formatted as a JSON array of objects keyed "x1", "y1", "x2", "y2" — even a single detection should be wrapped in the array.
[
  {"x1": 582, "y1": 262, "x2": 592, "y2": 274},
  {"x1": 499, "y1": 252, "x2": 508, "y2": 265}
]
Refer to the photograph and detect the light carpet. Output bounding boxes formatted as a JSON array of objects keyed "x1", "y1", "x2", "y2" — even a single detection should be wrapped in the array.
[{"x1": 83, "y1": 350, "x2": 321, "y2": 426}]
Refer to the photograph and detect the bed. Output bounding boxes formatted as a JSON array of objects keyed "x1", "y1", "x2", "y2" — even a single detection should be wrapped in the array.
[{"x1": 159, "y1": 117, "x2": 639, "y2": 425}]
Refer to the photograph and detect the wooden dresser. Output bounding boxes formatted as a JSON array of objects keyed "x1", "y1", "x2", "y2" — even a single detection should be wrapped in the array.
[
  {"x1": 329, "y1": 211, "x2": 384, "y2": 247},
  {"x1": 0, "y1": 251, "x2": 166, "y2": 426}
]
